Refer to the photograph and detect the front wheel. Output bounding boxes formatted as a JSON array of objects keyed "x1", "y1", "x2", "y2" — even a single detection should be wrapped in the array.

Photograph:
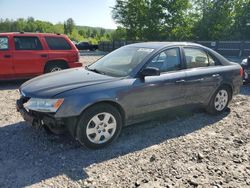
[
  {"x1": 76, "y1": 104, "x2": 122, "y2": 149},
  {"x1": 206, "y1": 86, "x2": 231, "y2": 115}
]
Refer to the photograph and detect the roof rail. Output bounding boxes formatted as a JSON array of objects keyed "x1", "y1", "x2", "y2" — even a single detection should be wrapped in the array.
[{"x1": 19, "y1": 31, "x2": 24, "y2": 34}]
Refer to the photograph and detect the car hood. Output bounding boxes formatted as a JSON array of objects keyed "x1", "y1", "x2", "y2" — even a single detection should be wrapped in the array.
[{"x1": 20, "y1": 68, "x2": 120, "y2": 98}]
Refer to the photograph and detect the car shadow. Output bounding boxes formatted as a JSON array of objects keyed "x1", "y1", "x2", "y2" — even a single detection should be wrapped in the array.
[
  {"x1": 0, "y1": 107, "x2": 230, "y2": 187},
  {"x1": 240, "y1": 84, "x2": 250, "y2": 96},
  {"x1": 0, "y1": 80, "x2": 27, "y2": 90}
]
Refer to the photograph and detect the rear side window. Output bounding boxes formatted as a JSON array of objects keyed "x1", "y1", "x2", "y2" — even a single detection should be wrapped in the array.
[
  {"x1": 0, "y1": 37, "x2": 9, "y2": 50},
  {"x1": 184, "y1": 48, "x2": 211, "y2": 68},
  {"x1": 14, "y1": 36, "x2": 43, "y2": 50},
  {"x1": 45, "y1": 37, "x2": 71, "y2": 50}
]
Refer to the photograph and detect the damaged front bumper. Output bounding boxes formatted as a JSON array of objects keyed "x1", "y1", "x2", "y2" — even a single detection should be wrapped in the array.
[
  {"x1": 16, "y1": 97, "x2": 78, "y2": 136},
  {"x1": 16, "y1": 97, "x2": 64, "y2": 129}
]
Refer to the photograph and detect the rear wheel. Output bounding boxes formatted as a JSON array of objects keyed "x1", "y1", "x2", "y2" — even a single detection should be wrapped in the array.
[
  {"x1": 76, "y1": 104, "x2": 122, "y2": 149},
  {"x1": 45, "y1": 63, "x2": 67, "y2": 73},
  {"x1": 206, "y1": 86, "x2": 231, "y2": 115}
]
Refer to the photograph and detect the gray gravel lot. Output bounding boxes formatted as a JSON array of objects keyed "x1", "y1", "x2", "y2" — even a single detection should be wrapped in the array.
[{"x1": 0, "y1": 55, "x2": 249, "y2": 188}]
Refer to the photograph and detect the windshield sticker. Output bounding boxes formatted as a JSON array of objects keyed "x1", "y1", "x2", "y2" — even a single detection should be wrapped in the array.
[{"x1": 137, "y1": 48, "x2": 154, "y2": 53}]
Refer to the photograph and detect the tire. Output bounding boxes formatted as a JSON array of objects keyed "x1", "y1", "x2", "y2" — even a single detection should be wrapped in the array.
[
  {"x1": 45, "y1": 63, "x2": 66, "y2": 73},
  {"x1": 206, "y1": 86, "x2": 232, "y2": 115},
  {"x1": 243, "y1": 70, "x2": 250, "y2": 84},
  {"x1": 76, "y1": 104, "x2": 122, "y2": 149}
]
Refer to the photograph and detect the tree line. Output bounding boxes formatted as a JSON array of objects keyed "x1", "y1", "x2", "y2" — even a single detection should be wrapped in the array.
[
  {"x1": 111, "y1": 0, "x2": 250, "y2": 41},
  {"x1": 0, "y1": 17, "x2": 113, "y2": 44}
]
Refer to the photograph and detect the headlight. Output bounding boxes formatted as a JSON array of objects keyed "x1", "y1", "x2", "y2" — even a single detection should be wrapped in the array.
[{"x1": 24, "y1": 98, "x2": 64, "y2": 113}]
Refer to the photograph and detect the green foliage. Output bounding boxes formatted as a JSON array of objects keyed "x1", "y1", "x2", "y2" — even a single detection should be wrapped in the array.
[
  {"x1": 0, "y1": 17, "x2": 114, "y2": 44},
  {"x1": 112, "y1": 0, "x2": 192, "y2": 41},
  {"x1": 64, "y1": 18, "x2": 75, "y2": 35},
  {"x1": 112, "y1": 0, "x2": 250, "y2": 41}
]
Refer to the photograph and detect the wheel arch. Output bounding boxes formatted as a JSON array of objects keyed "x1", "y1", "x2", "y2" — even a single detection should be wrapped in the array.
[
  {"x1": 219, "y1": 83, "x2": 233, "y2": 100},
  {"x1": 205, "y1": 82, "x2": 234, "y2": 106},
  {"x1": 80, "y1": 100, "x2": 126, "y2": 125},
  {"x1": 44, "y1": 59, "x2": 69, "y2": 72}
]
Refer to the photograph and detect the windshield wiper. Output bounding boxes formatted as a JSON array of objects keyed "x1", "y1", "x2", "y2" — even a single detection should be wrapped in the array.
[{"x1": 85, "y1": 66, "x2": 105, "y2": 75}]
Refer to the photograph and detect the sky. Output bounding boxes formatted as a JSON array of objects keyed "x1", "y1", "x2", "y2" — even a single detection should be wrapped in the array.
[{"x1": 0, "y1": 0, "x2": 117, "y2": 29}]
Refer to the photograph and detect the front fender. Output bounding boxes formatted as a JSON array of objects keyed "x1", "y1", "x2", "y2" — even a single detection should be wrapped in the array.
[{"x1": 54, "y1": 91, "x2": 121, "y2": 118}]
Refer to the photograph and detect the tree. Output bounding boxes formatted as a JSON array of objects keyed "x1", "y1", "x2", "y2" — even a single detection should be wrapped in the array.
[
  {"x1": 193, "y1": 0, "x2": 235, "y2": 40},
  {"x1": 112, "y1": 0, "x2": 191, "y2": 41},
  {"x1": 64, "y1": 18, "x2": 75, "y2": 34},
  {"x1": 233, "y1": 0, "x2": 250, "y2": 40}
]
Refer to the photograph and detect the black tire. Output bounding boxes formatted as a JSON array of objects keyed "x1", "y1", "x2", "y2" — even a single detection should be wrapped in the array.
[
  {"x1": 45, "y1": 63, "x2": 67, "y2": 73},
  {"x1": 76, "y1": 104, "x2": 122, "y2": 149},
  {"x1": 243, "y1": 70, "x2": 250, "y2": 84},
  {"x1": 206, "y1": 86, "x2": 232, "y2": 115}
]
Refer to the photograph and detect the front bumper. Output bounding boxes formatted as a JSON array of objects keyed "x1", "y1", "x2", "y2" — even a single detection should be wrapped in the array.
[
  {"x1": 16, "y1": 97, "x2": 63, "y2": 128},
  {"x1": 16, "y1": 97, "x2": 78, "y2": 136}
]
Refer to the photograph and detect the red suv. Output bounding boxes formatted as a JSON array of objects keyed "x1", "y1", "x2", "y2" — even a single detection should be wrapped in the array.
[{"x1": 0, "y1": 32, "x2": 82, "y2": 80}]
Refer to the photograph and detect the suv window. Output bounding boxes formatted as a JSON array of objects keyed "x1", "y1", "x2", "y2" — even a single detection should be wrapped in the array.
[
  {"x1": 14, "y1": 36, "x2": 43, "y2": 50},
  {"x1": 45, "y1": 37, "x2": 71, "y2": 50},
  {"x1": 147, "y1": 48, "x2": 181, "y2": 72},
  {"x1": 184, "y1": 48, "x2": 215, "y2": 68},
  {"x1": 0, "y1": 37, "x2": 8, "y2": 50}
]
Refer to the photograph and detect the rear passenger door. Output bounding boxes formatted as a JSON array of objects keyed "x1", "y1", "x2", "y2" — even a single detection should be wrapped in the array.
[
  {"x1": 13, "y1": 36, "x2": 48, "y2": 75},
  {"x1": 182, "y1": 47, "x2": 222, "y2": 104}
]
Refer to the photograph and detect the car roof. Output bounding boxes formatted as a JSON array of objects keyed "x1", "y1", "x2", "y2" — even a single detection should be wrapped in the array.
[
  {"x1": 127, "y1": 42, "x2": 203, "y2": 49},
  {"x1": 0, "y1": 32, "x2": 66, "y2": 37}
]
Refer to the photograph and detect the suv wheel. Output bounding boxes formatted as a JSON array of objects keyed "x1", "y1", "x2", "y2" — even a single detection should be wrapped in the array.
[
  {"x1": 206, "y1": 86, "x2": 231, "y2": 115},
  {"x1": 45, "y1": 63, "x2": 66, "y2": 73},
  {"x1": 76, "y1": 104, "x2": 122, "y2": 149}
]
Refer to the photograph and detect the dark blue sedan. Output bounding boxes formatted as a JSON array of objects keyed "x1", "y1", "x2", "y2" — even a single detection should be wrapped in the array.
[{"x1": 17, "y1": 42, "x2": 243, "y2": 149}]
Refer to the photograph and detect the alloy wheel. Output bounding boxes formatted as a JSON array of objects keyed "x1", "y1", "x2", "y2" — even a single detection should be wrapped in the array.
[
  {"x1": 214, "y1": 89, "x2": 228, "y2": 111},
  {"x1": 86, "y1": 112, "x2": 117, "y2": 144}
]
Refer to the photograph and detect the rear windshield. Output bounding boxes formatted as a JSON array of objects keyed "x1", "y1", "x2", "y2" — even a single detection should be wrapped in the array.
[{"x1": 45, "y1": 36, "x2": 71, "y2": 50}]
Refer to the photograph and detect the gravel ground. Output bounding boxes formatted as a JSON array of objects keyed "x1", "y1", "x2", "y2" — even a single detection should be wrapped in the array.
[{"x1": 0, "y1": 55, "x2": 250, "y2": 188}]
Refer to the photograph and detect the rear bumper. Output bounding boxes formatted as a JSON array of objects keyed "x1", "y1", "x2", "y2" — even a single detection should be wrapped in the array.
[{"x1": 68, "y1": 62, "x2": 82, "y2": 68}]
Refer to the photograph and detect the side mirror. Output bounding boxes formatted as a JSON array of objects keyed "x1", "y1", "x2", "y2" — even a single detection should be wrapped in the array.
[{"x1": 140, "y1": 67, "x2": 160, "y2": 77}]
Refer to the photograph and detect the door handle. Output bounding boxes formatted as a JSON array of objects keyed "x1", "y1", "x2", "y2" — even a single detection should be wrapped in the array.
[
  {"x1": 175, "y1": 79, "x2": 186, "y2": 83},
  {"x1": 212, "y1": 74, "x2": 220, "y2": 78},
  {"x1": 197, "y1": 78, "x2": 205, "y2": 81},
  {"x1": 40, "y1": 54, "x2": 47, "y2": 58},
  {"x1": 4, "y1": 54, "x2": 11, "y2": 58}
]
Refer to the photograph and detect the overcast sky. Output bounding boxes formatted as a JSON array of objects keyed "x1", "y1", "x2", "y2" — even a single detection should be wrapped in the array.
[{"x1": 0, "y1": 0, "x2": 117, "y2": 29}]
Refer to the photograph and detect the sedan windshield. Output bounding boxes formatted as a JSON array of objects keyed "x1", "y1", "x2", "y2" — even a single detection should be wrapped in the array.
[{"x1": 87, "y1": 46, "x2": 155, "y2": 77}]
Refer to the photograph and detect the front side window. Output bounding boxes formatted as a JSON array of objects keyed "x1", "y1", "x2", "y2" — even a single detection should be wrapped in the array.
[
  {"x1": 147, "y1": 48, "x2": 181, "y2": 72},
  {"x1": 45, "y1": 37, "x2": 71, "y2": 50},
  {"x1": 14, "y1": 36, "x2": 43, "y2": 50},
  {"x1": 88, "y1": 46, "x2": 154, "y2": 77},
  {"x1": 184, "y1": 48, "x2": 212, "y2": 68},
  {"x1": 0, "y1": 37, "x2": 9, "y2": 50}
]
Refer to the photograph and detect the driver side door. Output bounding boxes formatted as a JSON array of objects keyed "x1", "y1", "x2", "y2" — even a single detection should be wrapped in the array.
[{"x1": 128, "y1": 48, "x2": 187, "y2": 117}]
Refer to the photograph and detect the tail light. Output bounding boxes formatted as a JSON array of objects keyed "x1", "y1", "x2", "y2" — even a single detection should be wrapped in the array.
[{"x1": 240, "y1": 67, "x2": 244, "y2": 77}]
